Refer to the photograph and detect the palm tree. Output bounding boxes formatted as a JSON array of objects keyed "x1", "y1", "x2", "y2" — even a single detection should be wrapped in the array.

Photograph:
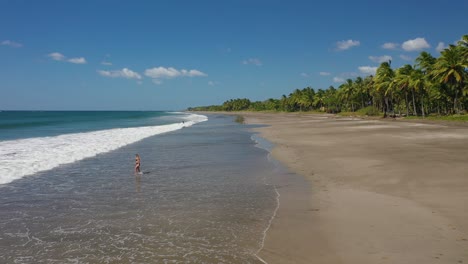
[
  {"x1": 410, "y1": 69, "x2": 427, "y2": 117},
  {"x1": 324, "y1": 86, "x2": 338, "y2": 113},
  {"x1": 426, "y1": 83, "x2": 444, "y2": 115},
  {"x1": 363, "y1": 75, "x2": 375, "y2": 108},
  {"x1": 353, "y1": 77, "x2": 366, "y2": 109},
  {"x1": 432, "y1": 45, "x2": 468, "y2": 113},
  {"x1": 299, "y1": 87, "x2": 315, "y2": 111},
  {"x1": 416, "y1": 51, "x2": 436, "y2": 74},
  {"x1": 287, "y1": 89, "x2": 300, "y2": 111},
  {"x1": 374, "y1": 62, "x2": 395, "y2": 117},
  {"x1": 457, "y1": 35, "x2": 468, "y2": 61},
  {"x1": 340, "y1": 78, "x2": 358, "y2": 112},
  {"x1": 395, "y1": 64, "x2": 414, "y2": 116},
  {"x1": 415, "y1": 52, "x2": 438, "y2": 116},
  {"x1": 314, "y1": 89, "x2": 325, "y2": 110},
  {"x1": 280, "y1": 95, "x2": 289, "y2": 111}
]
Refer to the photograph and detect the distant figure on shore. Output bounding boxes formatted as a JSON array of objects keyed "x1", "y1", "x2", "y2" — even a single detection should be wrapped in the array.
[{"x1": 135, "y1": 154, "x2": 141, "y2": 174}]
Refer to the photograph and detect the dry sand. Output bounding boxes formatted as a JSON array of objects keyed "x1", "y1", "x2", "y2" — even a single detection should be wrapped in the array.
[{"x1": 239, "y1": 113, "x2": 468, "y2": 264}]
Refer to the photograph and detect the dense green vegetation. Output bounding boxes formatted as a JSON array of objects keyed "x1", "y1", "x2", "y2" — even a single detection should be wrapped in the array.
[{"x1": 188, "y1": 35, "x2": 468, "y2": 118}]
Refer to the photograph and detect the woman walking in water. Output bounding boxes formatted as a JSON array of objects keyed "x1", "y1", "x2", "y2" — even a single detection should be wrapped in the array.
[{"x1": 135, "y1": 154, "x2": 141, "y2": 174}]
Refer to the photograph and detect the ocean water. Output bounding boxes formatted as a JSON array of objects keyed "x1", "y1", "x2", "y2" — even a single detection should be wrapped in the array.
[
  {"x1": 0, "y1": 111, "x2": 206, "y2": 185},
  {"x1": 0, "y1": 111, "x2": 282, "y2": 263}
]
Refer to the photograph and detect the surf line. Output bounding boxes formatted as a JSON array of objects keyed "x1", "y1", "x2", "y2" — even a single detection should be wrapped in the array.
[{"x1": 254, "y1": 152, "x2": 281, "y2": 264}]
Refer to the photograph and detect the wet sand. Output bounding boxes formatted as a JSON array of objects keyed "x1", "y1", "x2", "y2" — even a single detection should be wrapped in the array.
[{"x1": 240, "y1": 112, "x2": 468, "y2": 264}]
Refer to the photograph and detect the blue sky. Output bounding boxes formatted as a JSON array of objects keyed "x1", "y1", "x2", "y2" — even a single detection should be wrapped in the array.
[{"x1": 1, "y1": 0, "x2": 467, "y2": 110}]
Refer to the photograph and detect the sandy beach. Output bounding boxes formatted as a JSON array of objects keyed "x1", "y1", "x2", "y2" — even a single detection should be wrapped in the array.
[{"x1": 240, "y1": 112, "x2": 468, "y2": 264}]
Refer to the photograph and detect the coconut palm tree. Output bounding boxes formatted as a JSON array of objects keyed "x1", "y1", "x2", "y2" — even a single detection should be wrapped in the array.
[
  {"x1": 416, "y1": 51, "x2": 436, "y2": 74},
  {"x1": 410, "y1": 69, "x2": 427, "y2": 117},
  {"x1": 432, "y1": 45, "x2": 468, "y2": 113},
  {"x1": 313, "y1": 89, "x2": 326, "y2": 110},
  {"x1": 457, "y1": 35, "x2": 468, "y2": 61},
  {"x1": 299, "y1": 87, "x2": 315, "y2": 111},
  {"x1": 394, "y1": 64, "x2": 414, "y2": 116},
  {"x1": 339, "y1": 79, "x2": 356, "y2": 111},
  {"x1": 324, "y1": 86, "x2": 338, "y2": 113},
  {"x1": 363, "y1": 75, "x2": 375, "y2": 107},
  {"x1": 280, "y1": 95, "x2": 289, "y2": 111},
  {"x1": 352, "y1": 77, "x2": 366, "y2": 109},
  {"x1": 374, "y1": 62, "x2": 395, "y2": 117},
  {"x1": 414, "y1": 52, "x2": 438, "y2": 116},
  {"x1": 287, "y1": 89, "x2": 301, "y2": 111}
]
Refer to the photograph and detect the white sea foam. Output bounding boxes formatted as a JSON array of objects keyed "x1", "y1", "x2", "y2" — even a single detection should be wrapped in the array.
[
  {"x1": 179, "y1": 113, "x2": 208, "y2": 122},
  {"x1": 0, "y1": 114, "x2": 208, "y2": 185}
]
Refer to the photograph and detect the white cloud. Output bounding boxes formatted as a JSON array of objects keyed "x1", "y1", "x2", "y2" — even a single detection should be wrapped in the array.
[
  {"x1": 436, "y1": 42, "x2": 448, "y2": 52},
  {"x1": 67, "y1": 57, "x2": 86, "y2": 64},
  {"x1": 242, "y1": 58, "x2": 262, "y2": 66},
  {"x1": 98, "y1": 68, "x2": 142, "y2": 80},
  {"x1": 358, "y1": 66, "x2": 377, "y2": 75},
  {"x1": 145, "y1": 67, "x2": 181, "y2": 79},
  {"x1": 48, "y1": 52, "x2": 66, "y2": 61},
  {"x1": 208, "y1": 81, "x2": 215, "y2": 86},
  {"x1": 301, "y1": 72, "x2": 309, "y2": 77},
  {"x1": 333, "y1": 77, "x2": 345, "y2": 83},
  {"x1": 47, "y1": 52, "x2": 87, "y2": 64},
  {"x1": 319, "y1": 72, "x2": 331, "y2": 76},
  {"x1": 144, "y1": 66, "x2": 207, "y2": 84},
  {"x1": 336, "y1": 39, "x2": 360, "y2": 50},
  {"x1": 402, "y1": 37, "x2": 430, "y2": 51},
  {"x1": 101, "y1": 61, "x2": 112, "y2": 66},
  {"x1": 1, "y1": 40, "x2": 23, "y2": 48},
  {"x1": 369, "y1": 55, "x2": 392, "y2": 63},
  {"x1": 180, "y1": 69, "x2": 207, "y2": 77},
  {"x1": 382, "y1": 42, "x2": 398, "y2": 50},
  {"x1": 400, "y1": 54, "x2": 412, "y2": 61}
]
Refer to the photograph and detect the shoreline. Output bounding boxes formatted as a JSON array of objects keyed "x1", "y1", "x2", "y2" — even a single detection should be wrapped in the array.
[{"x1": 213, "y1": 111, "x2": 468, "y2": 264}]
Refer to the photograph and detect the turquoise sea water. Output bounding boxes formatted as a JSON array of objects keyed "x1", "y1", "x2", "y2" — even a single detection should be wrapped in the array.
[
  {"x1": 0, "y1": 111, "x2": 182, "y2": 141},
  {"x1": 0, "y1": 111, "x2": 205, "y2": 185},
  {"x1": 0, "y1": 111, "x2": 283, "y2": 263}
]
